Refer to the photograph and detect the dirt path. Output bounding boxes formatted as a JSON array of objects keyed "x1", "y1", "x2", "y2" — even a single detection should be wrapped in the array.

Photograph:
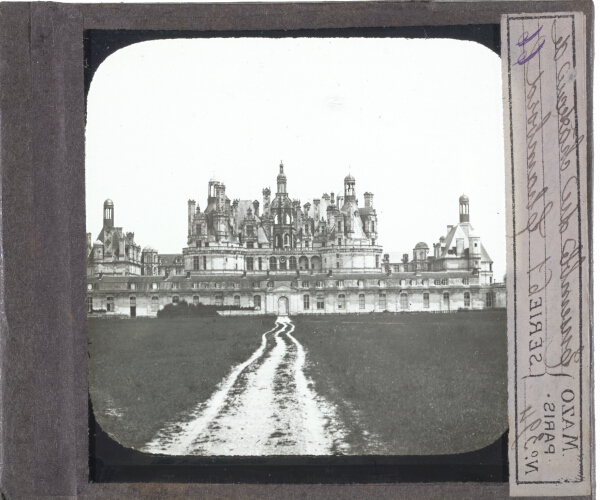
[{"x1": 143, "y1": 317, "x2": 348, "y2": 456}]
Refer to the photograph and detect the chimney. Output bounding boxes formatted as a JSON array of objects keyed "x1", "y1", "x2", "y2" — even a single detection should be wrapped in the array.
[{"x1": 253, "y1": 200, "x2": 260, "y2": 215}]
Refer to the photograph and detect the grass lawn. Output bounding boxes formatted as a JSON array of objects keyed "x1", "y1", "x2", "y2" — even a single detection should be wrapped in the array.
[
  {"x1": 89, "y1": 310, "x2": 507, "y2": 455},
  {"x1": 88, "y1": 316, "x2": 270, "y2": 450},
  {"x1": 292, "y1": 310, "x2": 508, "y2": 455}
]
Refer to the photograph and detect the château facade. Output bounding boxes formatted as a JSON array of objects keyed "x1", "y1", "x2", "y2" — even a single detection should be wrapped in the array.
[{"x1": 86, "y1": 164, "x2": 506, "y2": 316}]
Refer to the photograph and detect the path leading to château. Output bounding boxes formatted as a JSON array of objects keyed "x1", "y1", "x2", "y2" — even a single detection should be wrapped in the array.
[{"x1": 143, "y1": 316, "x2": 348, "y2": 456}]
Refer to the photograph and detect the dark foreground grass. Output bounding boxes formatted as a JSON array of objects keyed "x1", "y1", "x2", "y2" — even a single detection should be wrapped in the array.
[
  {"x1": 292, "y1": 310, "x2": 508, "y2": 455},
  {"x1": 88, "y1": 316, "x2": 270, "y2": 450}
]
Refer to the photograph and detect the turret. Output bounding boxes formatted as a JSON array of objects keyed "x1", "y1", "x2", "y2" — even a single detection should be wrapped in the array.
[
  {"x1": 103, "y1": 199, "x2": 114, "y2": 228},
  {"x1": 344, "y1": 173, "x2": 356, "y2": 201},
  {"x1": 277, "y1": 162, "x2": 287, "y2": 195},
  {"x1": 459, "y1": 194, "x2": 470, "y2": 223}
]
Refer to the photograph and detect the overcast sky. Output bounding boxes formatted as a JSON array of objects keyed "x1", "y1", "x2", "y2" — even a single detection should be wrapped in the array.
[{"x1": 86, "y1": 37, "x2": 506, "y2": 279}]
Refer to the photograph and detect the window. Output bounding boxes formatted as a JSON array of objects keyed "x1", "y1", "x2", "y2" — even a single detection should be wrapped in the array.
[
  {"x1": 316, "y1": 281, "x2": 323, "y2": 288},
  {"x1": 338, "y1": 238, "x2": 342, "y2": 246},
  {"x1": 400, "y1": 293, "x2": 409, "y2": 309},
  {"x1": 378, "y1": 280, "x2": 383, "y2": 287},
  {"x1": 152, "y1": 282, "x2": 158, "y2": 290},
  {"x1": 423, "y1": 293, "x2": 430, "y2": 308},
  {"x1": 246, "y1": 242, "x2": 253, "y2": 249},
  {"x1": 151, "y1": 296, "x2": 158, "y2": 312},
  {"x1": 372, "y1": 238, "x2": 376, "y2": 246},
  {"x1": 441, "y1": 279, "x2": 448, "y2": 286},
  {"x1": 302, "y1": 281, "x2": 309, "y2": 288},
  {"x1": 486, "y1": 292, "x2": 493, "y2": 307},
  {"x1": 379, "y1": 293, "x2": 386, "y2": 310},
  {"x1": 203, "y1": 256, "x2": 207, "y2": 269},
  {"x1": 234, "y1": 295, "x2": 240, "y2": 307},
  {"x1": 393, "y1": 265, "x2": 400, "y2": 272},
  {"x1": 105, "y1": 296, "x2": 113, "y2": 312},
  {"x1": 253, "y1": 282, "x2": 259, "y2": 289},
  {"x1": 359, "y1": 294, "x2": 365, "y2": 309},
  {"x1": 338, "y1": 221, "x2": 342, "y2": 232},
  {"x1": 462, "y1": 277, "x2": 469, "y2": 285},
  {"x1": 246, "y1": 225, "x2": 253, "y2": 237},
  {"x1": 270, "y1": 257, "x2": 277, "y2": 270},
  {"x1": 464, "y1": 292, "x2": 471, "y2": 307},
  {"x1": 87, "y1": 297, "x2": 93, "y2": 312},
  {"x1": 172, "y1": 296, "x2": 179, "y2": 304},
  {"x1": 215, "y1": 282, "x2": 222, "y2": 289},
  {"x1": 87, "y1": 283, "x2": 93, "y2": 291},
  {"x1": 196, "y1": 223, "x2": 202, "y2": 235},
  {"x1": 254, "y1": 295, "x2": 261, "y2": 309},
  {"x1": 193, "y1": 256, "x2": 199, "y2": 270},
  {"x1": 357, "y1": 280, "x2": 364, "y2": 288},
  {"x1": 291, "y1": 280, "x2": 298, "y2": 288},
  {"x1": 247, "y1": 257, "x2": 254, "y2": 271},
  {"x1": 317, "y1": 295, "x2": 325, "y2": 310},
  {"x1": 289, "y1": 256, "x2": 297, "y2": 270},
  {"x1": 338, "y1": 294, "x2": 346, "y2": 310},
  {"x1": 130, "y1": 296, "x2": 136, "y2": 306},
  {"x1": 375, "y1": 255, "x2": 380, "y2": 267},
  {"x1": 193, "y1": 296, "x2": 199, "y2": 306},
  {"x1": 279, "y1": 257, "x2": 287, "y2": 270},
  {"x1": 214, "y1": 294, "x2": 223, "y2": 306},
  {"x1": 258, "y1": 257, "x2": 263, "y2": 270},
  {"x1": 267, "y1": 281, "x2": 274, "y2": 290},
  {"x1": 129, "y1": 283, "x2": 136, "y2": 290},
  {"x1": 303, "y1": 295, "x2": 310, "y2": 310},
  {"x1": 434, "y1": 279, "x2": 441, "y2": 286}
]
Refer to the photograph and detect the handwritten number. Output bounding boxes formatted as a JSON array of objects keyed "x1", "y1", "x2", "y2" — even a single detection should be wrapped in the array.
[{"x1": 517, "y1": 26, "x2": 544, "y2": 47}]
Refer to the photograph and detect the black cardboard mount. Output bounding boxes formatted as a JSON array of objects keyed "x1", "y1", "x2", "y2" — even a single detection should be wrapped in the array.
[{"x1": 0, "y1": 2, "x2": 593, "y2": 499}]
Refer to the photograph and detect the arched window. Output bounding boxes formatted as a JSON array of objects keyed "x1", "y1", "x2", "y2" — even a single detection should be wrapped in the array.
[
  {"x1": 279, "y1": 256, "x2": 287, "y2": 270},
  {"x1": 254, "y1": 295, "x2": 261, "y2": 309},
  {"x1": 462, "y1": 277, "x2": 469, "y2": 285},
  {"x1": 359, "y1": 294, "x2": 365, "y2": 309},
  {"x1": 400, "y1": 293, "x2": 409, "y2": 310},
  {"x1": 303, "y1": 295, "x2": 310, "y2": 310},
  {"x1": 289, "y1": 256, "x2": 297, "y2": 270},
  {"x1": 275, "y1": 234, "x2": 282, "y2": 248},
  {"x1": 284, "y1": 233, "x2": 290, "y2": 246},
  {"x1": 464, "y1": 292, "x2": 470, "y2": 307},
  {"x1": 423, "y1": 293, "x2": 430, "y2": 308},
  {"x1": 234, "y1": 295, "x2": 240, "y2": 307},
  {"x1": 337, "y1": 294, "x2": 346, "y2": 310},
  {"x1": 269, "y1": 257, "x2": 277, "y2": 270},
  {"x1": 298, "y1": 256, "x2": 309, "y2": 270},
  {"x1": 215, "y1": 294, "x2": 223, "y2": 306}
]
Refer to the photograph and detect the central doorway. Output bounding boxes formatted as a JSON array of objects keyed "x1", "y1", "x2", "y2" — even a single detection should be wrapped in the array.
[{"x1": 278, "y1": 296, "x2": 289, "y2": 316}]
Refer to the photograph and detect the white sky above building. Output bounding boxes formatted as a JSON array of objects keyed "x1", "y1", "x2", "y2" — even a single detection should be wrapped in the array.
[{"x1": 86, "y1": 37, "x2": 507, "y2": 279}]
